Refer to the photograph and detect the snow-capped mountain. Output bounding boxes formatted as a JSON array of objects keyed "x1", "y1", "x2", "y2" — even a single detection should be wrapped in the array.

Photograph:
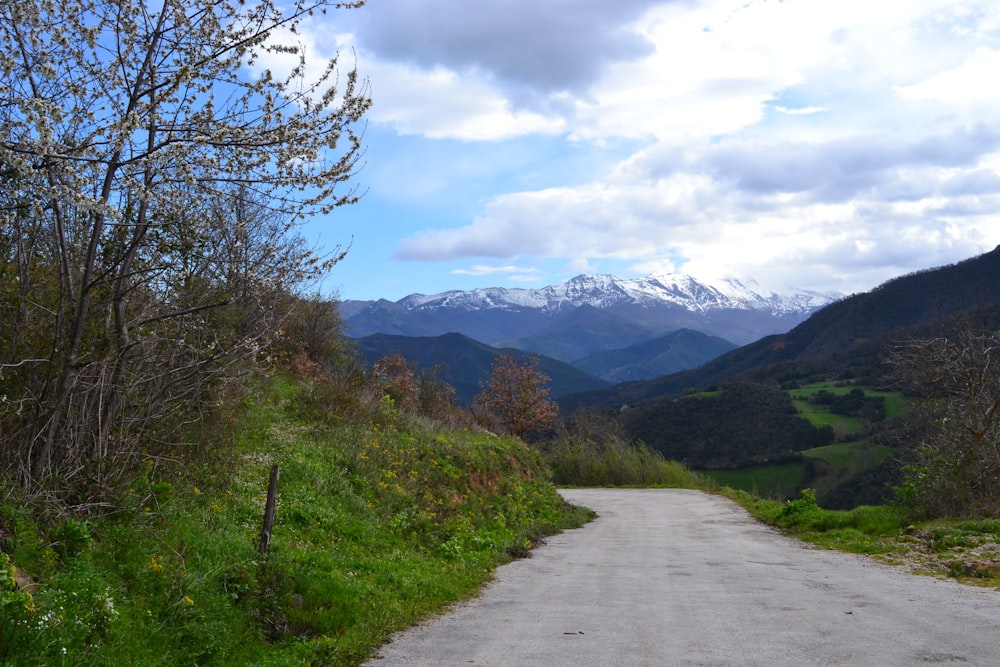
[
  {"x1": 374, "y1": 273, "x2": 834, "y2": 316},
  {"x1": 341, "y1": 273, "x2": 840, "y2": 357}
]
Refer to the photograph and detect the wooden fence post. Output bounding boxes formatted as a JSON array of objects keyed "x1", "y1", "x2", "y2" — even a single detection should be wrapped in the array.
[{"x1": 258, "y1": 464, "x2": 280, "y2": 558}]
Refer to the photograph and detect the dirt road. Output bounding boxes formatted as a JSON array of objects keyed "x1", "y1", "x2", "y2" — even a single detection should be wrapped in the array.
[{"x1": 363, "y1": 488, "x2": 1000, "y2": 666}]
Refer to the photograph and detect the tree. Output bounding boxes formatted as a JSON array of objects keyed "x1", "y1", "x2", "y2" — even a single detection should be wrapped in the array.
[
  {"x1": 372, "y1": 353, "x2": 420, "y2": 413},
  {"x1": 279, "y1": 291, "x2": 354, "y2": 380},
  {"x1": 0, "y1": 0, "x2": 370, "y2": 494},
  {"x1": 475, "y1": 355, "x2": 558, "y2": 440},
  {"x1": 887, "y1": 310, "x2": 1000, "y2": 517}
]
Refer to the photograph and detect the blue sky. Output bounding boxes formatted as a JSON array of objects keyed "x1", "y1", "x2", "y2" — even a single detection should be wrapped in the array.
[{"x1": 278, "y1": 0, "x2": 1000, "y2": 302}]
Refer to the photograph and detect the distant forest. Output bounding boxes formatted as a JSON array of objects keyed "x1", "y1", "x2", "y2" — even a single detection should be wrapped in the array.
[{"x1": 620, "y1": 383, "x2": 837, "y2": 469}]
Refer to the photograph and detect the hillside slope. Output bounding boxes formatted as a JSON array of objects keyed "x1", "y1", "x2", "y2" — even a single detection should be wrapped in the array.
[
  {"x1": 573, "y1": 328, "x2": 738, "y2": 382},
  {"x1": 351, "y1": 332, "x2": 609, "y2": 403},
  {"x1": 0, "y1": 378, "x2": 590, "y2": 667}
]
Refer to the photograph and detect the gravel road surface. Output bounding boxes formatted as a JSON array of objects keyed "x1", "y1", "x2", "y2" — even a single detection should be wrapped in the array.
[{"x1": 363, "y1": 488, "x2": 1000, "y2": 666}]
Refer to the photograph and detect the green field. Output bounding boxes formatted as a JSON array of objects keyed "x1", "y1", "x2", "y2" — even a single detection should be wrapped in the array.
[
  {"x1": 789, "y1": 382, "x2": 912, "y2": 417},
  {"x1": 802, "y1": 440, "x2": 892, "y2": 470},
  {"x1": 700, "y1": 383, "x2": 908, "y2": 503},
  {"x1": 789, "y1": 382, "x2": 911, "y2": 438},
  {"x1": 702, "y1": 462, "x2": 808, "y2": 500},
  {"x1": 792, "y1": 402, "x2": 861, "y2": 435}
]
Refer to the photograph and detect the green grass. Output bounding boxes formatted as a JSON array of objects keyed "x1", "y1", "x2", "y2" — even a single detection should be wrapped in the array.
[
  {"x1": 681, "y1": 390, "x2": 722, "y2": 399},
  {"x1": 788, "y1": 382, "x2": 912, "y2": 439},
  {"x1": 542, "y1": 438, "x2": 716, "y2": 489},
  {"x1": 0, "y1": 377, "x2": 592, "y2": 666},
  {"x1": 789, "y1": 382, "x2": 912, "y2": 417},
  {"x1": 881, "y1": 393, "x2": 913, "y2": 419},
  {"x1": 724, "y1": 488, "x2": 1000, "y2": 586},
  {"x1": 787, "y1": 381, "x2": 855, "y2": 398},
  {"x1": 725, "y1": 488, "x2": 911, "y2": 553},
  {"x1": 792, "y1": 401, "x2": 861, "y2": 432},
  {"x1": 802, "y1": 440, "x2": 892, "y2": 469},
  {"x1": 701, "y1": 463, "x2": 808, "y2": 500}
]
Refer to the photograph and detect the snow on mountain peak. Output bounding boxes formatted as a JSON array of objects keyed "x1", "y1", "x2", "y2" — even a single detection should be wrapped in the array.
[{"x1": 395, "y1": 273, "x2": 838, "y2": 316}]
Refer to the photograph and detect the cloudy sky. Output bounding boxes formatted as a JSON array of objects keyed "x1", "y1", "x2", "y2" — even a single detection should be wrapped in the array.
[{"x1": 295, "y1": 0, "x2": 1000, "y2": 301}]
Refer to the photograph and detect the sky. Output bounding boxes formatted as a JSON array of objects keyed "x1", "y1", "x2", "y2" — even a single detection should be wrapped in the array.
[{"x1": 284, "y1": 0, "x2": 1000, "y2": 302}]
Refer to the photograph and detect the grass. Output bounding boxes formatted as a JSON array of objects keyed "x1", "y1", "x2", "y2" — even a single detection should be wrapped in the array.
[
  {"x1": 802, "y1": 440, "x2": 891, "y2": 470},
  {"x1": 542, "y1": 438, "x2": 716, "y2": 489},
  {"x1": 701, "y1": 463, "x2": 808, "y2": 500},
  {"x1": 0, "y1": 376, "x2": 592, "y2": 666},
  {"x1": 789, "y1": 384, "x2": 912, "y2": 462},
  {"x1": 5, "y1": 372, "x2": 991, "y2": 664},
  {"x1": 881, "y1": 393, "x2": 913, "y2": 419},
  {"x1": 788, "y1": 382, "x2": 913, "y2": 420},
  {"x1": 791, "y1": 402, "x2": 861, "y2": 433},
  {"x1": 724, "y1": 488, "x2": 1000, "y2": 587}
]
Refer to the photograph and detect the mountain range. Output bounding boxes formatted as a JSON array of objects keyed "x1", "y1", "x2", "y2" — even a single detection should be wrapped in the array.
[
  {"x1": 562, "y1": 245, "x2": 1000, "y2": 413},
  {"x1": 342, "y1": 273, "x2": 838, "y2": 374}
]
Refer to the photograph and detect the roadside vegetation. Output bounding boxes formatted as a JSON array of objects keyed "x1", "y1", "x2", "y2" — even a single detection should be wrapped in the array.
[
  {"x1": 4, "y1": 314, "x2": 1000, "y2": 664},
  {"x1": 0, "y1": 373, "x2": 593, "y2": 666},
  {"x1": 725, "y1": 487, "x2": 1000, "y2": 589},
  {"x1": 0, "y1": 2, "x2": 598, "y2": 661}
]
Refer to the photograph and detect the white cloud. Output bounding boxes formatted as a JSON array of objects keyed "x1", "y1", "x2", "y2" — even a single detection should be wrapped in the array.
[
  {"x1": 897, "y1": 47, "x2": 1000, "y2": 106},
  {"x1": 364, "y1": 61, "x2": 566, "y2": 140},
  {"x1": 395, "y1": 132, "x2": 1000, "y2": 294},
  {"x1": 774, "y1": 106, "x2": 827, "y2": 116},
  {"x1": 323, "y1": 0, "x2": 1000, "y2": 297},
  {"x1": 451, "y1": 264, "x2": 542, "y2": 276}
]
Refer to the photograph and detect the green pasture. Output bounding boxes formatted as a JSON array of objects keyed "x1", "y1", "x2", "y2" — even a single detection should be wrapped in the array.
[
  {"x1": 792, "y1": 402, "x2": 860, "y2": 435},
  {"x1": 789, "y1": 382, "x2": 911, "y2": 416},
  {"x1": 802, "y1": 440, "x2": 892, "y2": 470},
  {"x1": 789, "y1": 382, "x2": 911, "y2": 436},
  {"x1": 701, "y1": 462, "x2": 808, "y2": 501}
]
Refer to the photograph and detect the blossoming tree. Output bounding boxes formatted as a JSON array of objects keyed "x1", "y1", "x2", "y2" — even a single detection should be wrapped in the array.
[{"x1": 0, "y1": 0, "x2": 370, "y2": 493}]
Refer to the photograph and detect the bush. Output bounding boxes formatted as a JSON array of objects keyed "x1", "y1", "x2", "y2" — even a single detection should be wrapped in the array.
[{"x1": 540, "y1": 436, "x2": 712, "y2": 489}]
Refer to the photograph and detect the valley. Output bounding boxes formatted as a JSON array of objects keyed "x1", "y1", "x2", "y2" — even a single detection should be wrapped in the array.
[{"x1": 344, "y1": 246, "x2": 1000, "y2": 509}]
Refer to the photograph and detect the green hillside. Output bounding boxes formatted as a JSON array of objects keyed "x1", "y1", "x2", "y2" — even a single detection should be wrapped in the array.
[
  {"x1": 0, "y1": 377, "x2": 591, "y2": 666},
  {"x1": 639, "y1": 381, "x2": 907, "y2": 506}
]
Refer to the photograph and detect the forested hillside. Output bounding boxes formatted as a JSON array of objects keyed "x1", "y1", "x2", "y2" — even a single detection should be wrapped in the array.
[{"x1": 621, "y1": 383, "x2": 834, "y2": 468}]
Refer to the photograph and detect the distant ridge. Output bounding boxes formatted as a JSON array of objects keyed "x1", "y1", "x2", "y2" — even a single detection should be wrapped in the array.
[
  {"x1": 341, "y1": 272, "x2": 839, "y2": 359},
  {"x1": 391, "y1": 273, "x2": 832, "y2": 316},
  {"x1": 350, "y1": 332, "x2": 609, "y2": 404},
  {"x1": 561, "y1": 246, "x2": 1000, "y2": 412}
]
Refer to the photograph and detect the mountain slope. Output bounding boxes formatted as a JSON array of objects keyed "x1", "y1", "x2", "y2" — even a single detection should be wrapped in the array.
[
  {"x1": 501, "y1": 304, "x2": 658, "y2": 362},
  {"x1": 350, "y1": 332, "x2": 609, "y2": 404},
  {"x1": 572, "y1": 329, "x2": 739, "y2": 383}
]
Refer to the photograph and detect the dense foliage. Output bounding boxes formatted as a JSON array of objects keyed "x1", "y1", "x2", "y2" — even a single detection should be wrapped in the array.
[
  {"x1": 0, "y1": 0, "x2": 369, "y2": 500},
  {"x1": 474, "y1": 354, "x2": 559, "y2": 440},
  {"x1": 621, "y1": 383, "x2": 835, "y2": 468},
  {"x1": 888, "y1": 310, "x2": 1000, "y2": 518}
]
